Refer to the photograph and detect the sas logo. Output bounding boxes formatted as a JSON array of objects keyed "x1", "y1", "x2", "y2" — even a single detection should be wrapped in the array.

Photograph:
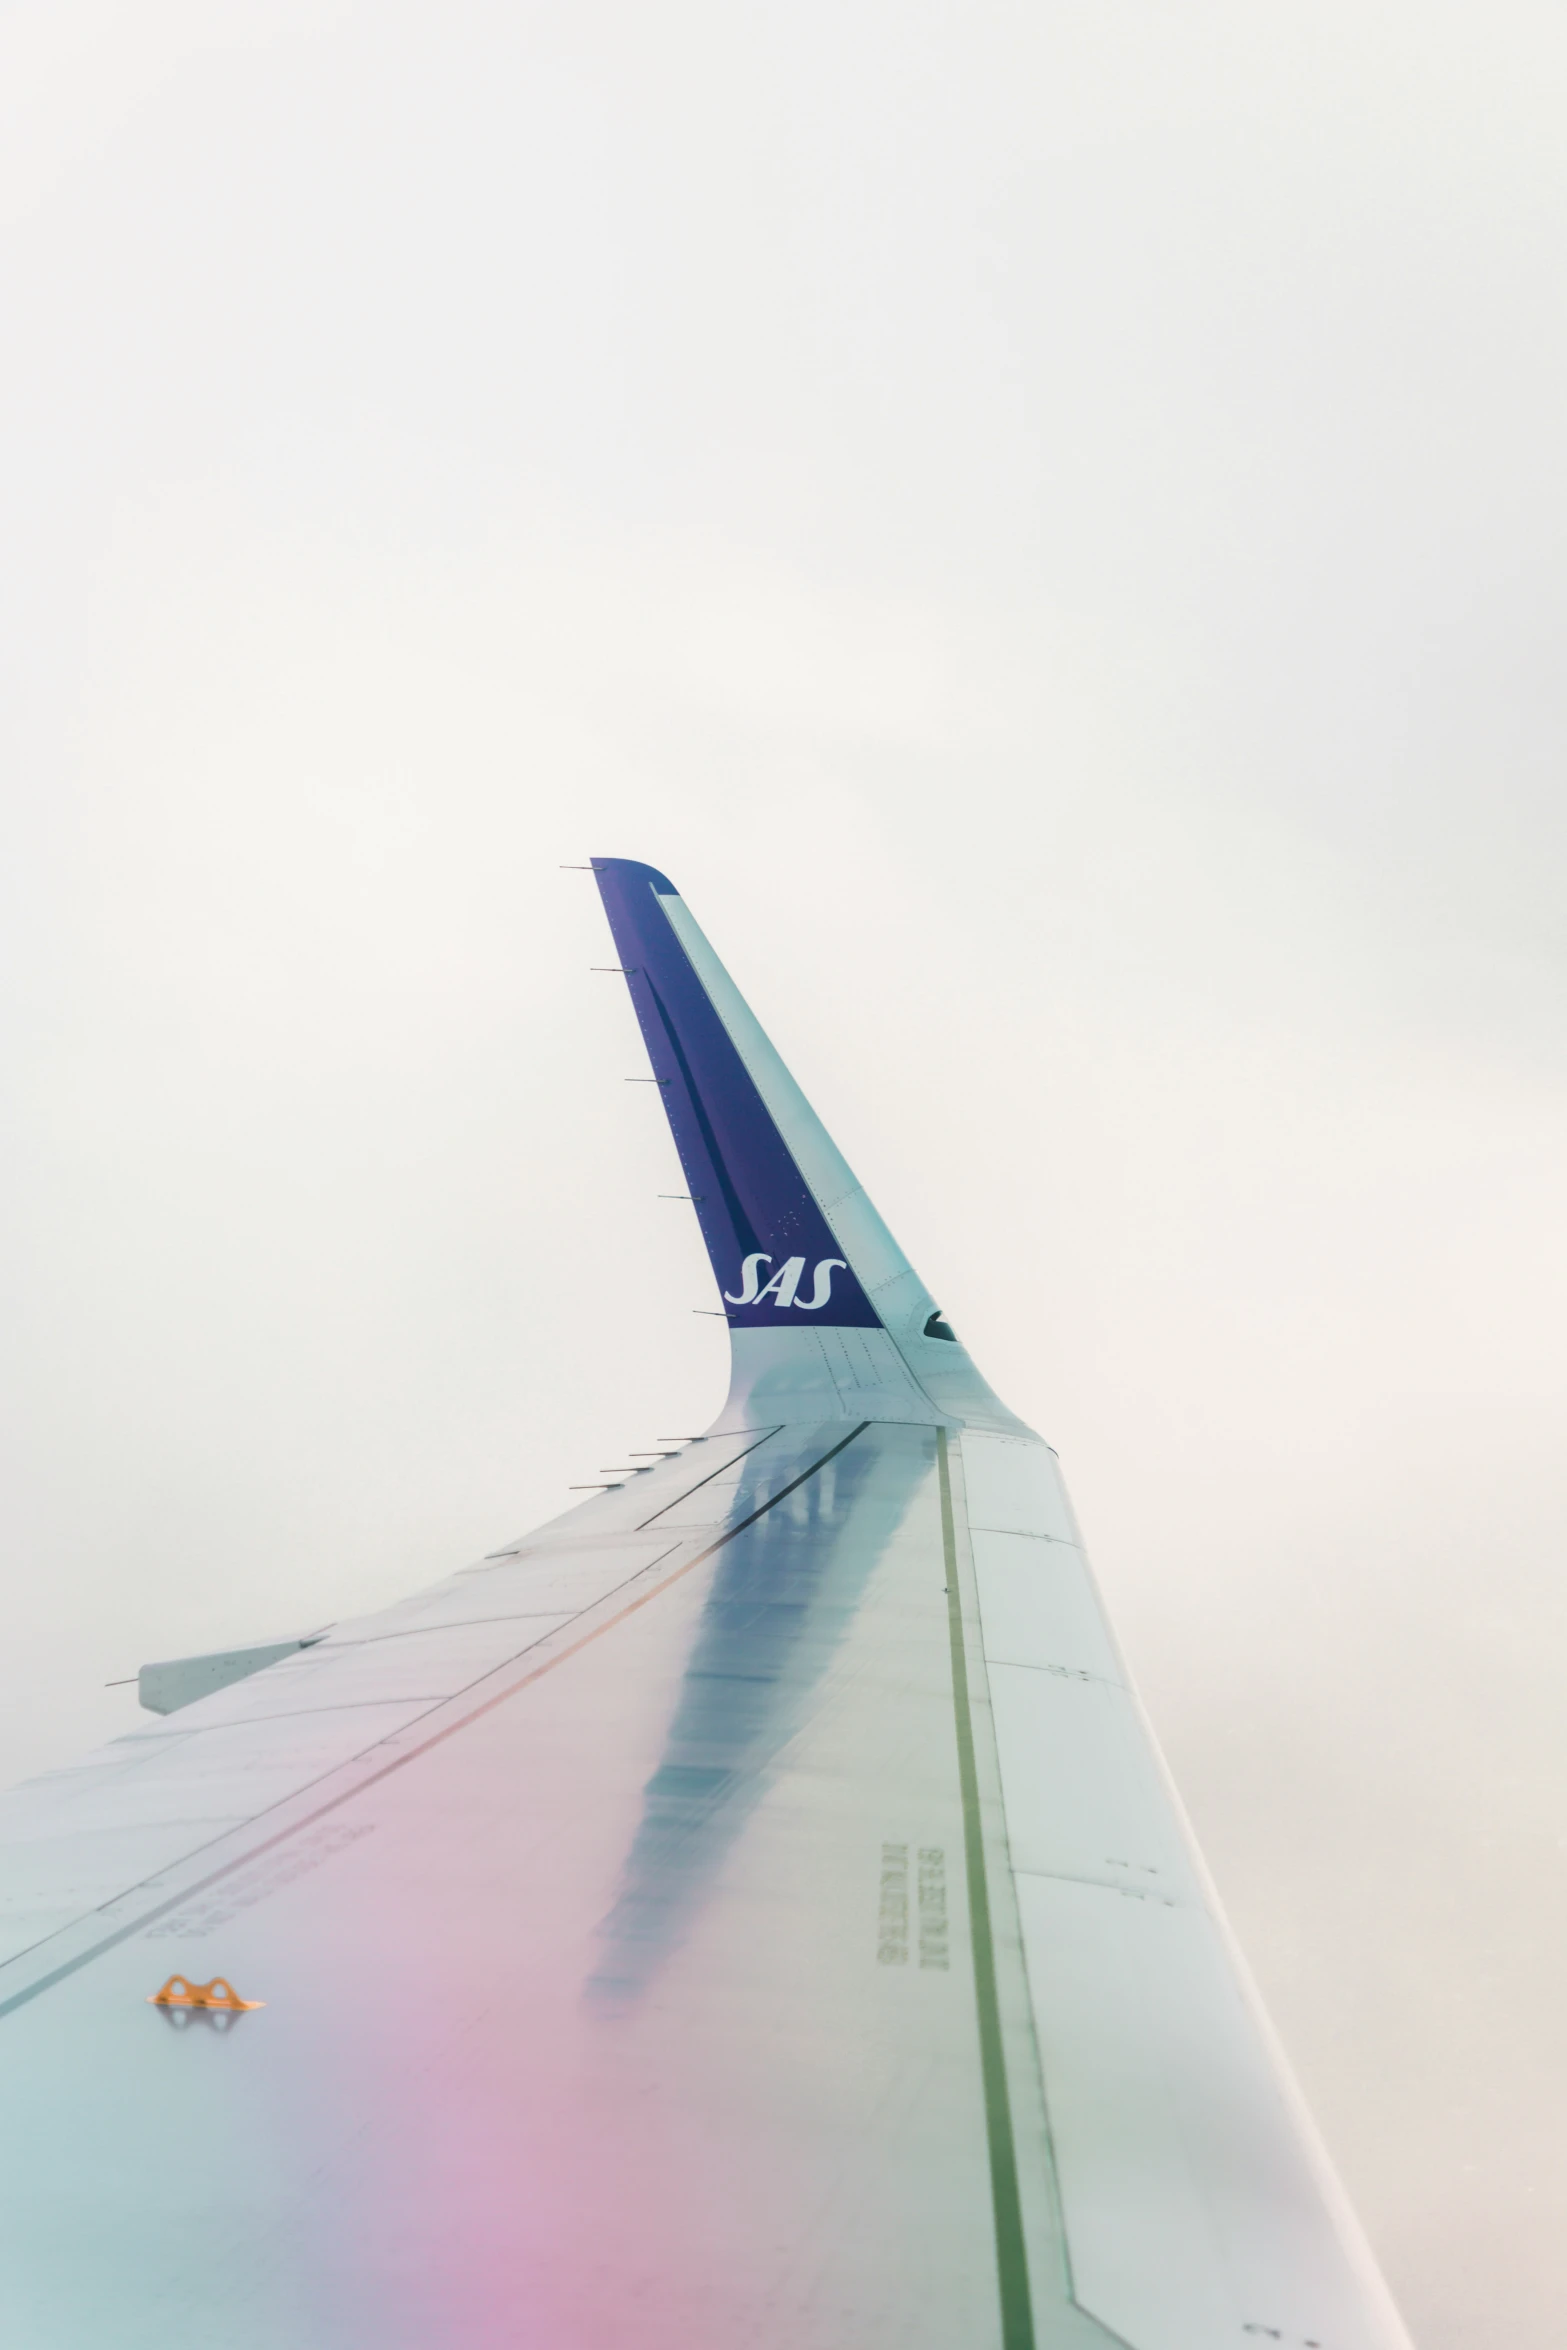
[{"x1": 723, "y1": 1254, "x2": 847, "y2": 1312}]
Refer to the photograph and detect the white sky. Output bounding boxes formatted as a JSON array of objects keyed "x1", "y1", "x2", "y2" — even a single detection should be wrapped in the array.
[{"x1": 4, "y1": 5, "x2": 1567, "y2": 2338}]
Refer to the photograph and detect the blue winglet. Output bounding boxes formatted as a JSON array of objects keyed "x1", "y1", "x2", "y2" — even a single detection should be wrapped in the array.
[{"x1": 592, "y1": 860, "x2": 882, "y2": 1330}]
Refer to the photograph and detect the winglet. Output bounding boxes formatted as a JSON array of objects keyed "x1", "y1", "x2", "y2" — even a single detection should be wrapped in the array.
[{"x1": 592, "y1": 859, "x2": 1030, "y2": 1435}]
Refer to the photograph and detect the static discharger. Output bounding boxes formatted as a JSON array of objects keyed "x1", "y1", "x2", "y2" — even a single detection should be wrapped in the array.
[{"x1": 148, "y1": 1975, "x2": 265, "y2": 2013}]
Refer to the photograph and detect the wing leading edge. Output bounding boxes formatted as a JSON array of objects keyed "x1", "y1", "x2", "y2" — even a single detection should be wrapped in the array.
[{"x1": 0, "y1": 860, "x2": 1414, "y2": 2350}]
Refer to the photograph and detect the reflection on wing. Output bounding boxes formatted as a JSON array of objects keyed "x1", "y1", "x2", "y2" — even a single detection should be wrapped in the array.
[{"x1": 590, "y1": 1422, "x2": 922, "y2": 2007}]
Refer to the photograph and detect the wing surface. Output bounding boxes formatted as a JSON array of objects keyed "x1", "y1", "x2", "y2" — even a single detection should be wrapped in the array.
[{"x1": 0, "y1": 858, "x2": 1414, "y2": 2350}]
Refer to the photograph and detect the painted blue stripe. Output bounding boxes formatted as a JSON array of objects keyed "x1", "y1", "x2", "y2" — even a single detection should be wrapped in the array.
[{"x1": 593, "y1": 859, "x2": 881, "y2": 1330}]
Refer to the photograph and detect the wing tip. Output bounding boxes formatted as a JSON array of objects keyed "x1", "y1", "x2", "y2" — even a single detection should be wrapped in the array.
[{"x1": 591, "y1": 856, "x2": 680, "y2": 897}]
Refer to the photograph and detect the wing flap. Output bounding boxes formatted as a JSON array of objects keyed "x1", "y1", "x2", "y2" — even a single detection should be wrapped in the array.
[
  {"x1": 952, "y1": 1426, "x2": 1408, "y2": 2350},
  {"x1": 1019, "y1": 1875, "x2": 1397, "y2": 2350},
  {"x1": 970, "y1": 1530, "x2": 1124, "y2": 1682}
]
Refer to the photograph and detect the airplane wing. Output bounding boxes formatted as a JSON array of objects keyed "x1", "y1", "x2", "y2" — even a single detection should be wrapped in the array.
[{"x1": 0, "y1": 857, "x2": 1414, "y2": 2350}]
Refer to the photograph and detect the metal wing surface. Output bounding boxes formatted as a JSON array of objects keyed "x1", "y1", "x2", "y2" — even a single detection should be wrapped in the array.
[{"x1": 0, "y1": 858, "x2": 1414, "y2": 2350}]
